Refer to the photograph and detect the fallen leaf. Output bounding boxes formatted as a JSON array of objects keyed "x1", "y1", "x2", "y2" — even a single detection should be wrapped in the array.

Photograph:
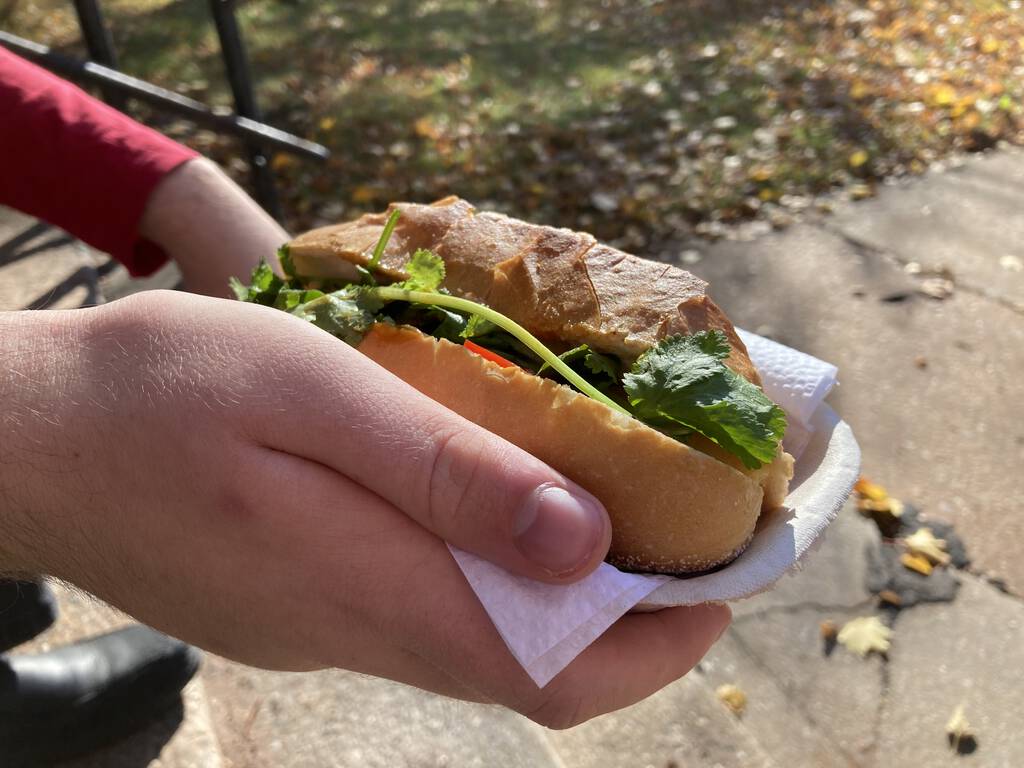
[
  {"x1": 271, "y1": 154, "x2": 297, "y2": 172},
  {"x1": 946, "y1": 704, "x2": 975, "y2": 752},
  {"x1": 851, "y1": 183, "x2": 874, "y2": 200},
  {"x1": 413, "y1": 116, "x2": 441, "y2": 140},
  {"x1": 918, "y1": 277, "x2": 954, "y2": 299},
  {"x1": 318, "y1": 116, "x2": 337, "y2": 132},
  {"x1": 929, "y1": 84, "x2": 957, "y2": 107},
  {"x1": 859, "y1": 497, "x2": 905, "y2": 516},
  {"x1": 854, "y1": 477, "x2": 889, "y2": 502},
  {"x1": 820, "y1": 620, "x2": 839, "y2": 640},
  {"x1": 901, "y1": 551, "x2": 934, "y2": 576},
  {"x1": 878, "y1": 589, "x2": 903, "y2": 606},
  {"x1": 837, "y1": 616, "x2": 892, "y2": 657},
  {"x1": 904, "y1": 527, "x2": 951, "y2": 565},
  {"x1": 849, "y1": 149, "x2": 870, "y2": 168},
  {"x1": 716, "y1": 684, "x2": 747, "y2": 715},
  {"x1": 850, "y1": 80, "x2": 871, "y2": 100}
]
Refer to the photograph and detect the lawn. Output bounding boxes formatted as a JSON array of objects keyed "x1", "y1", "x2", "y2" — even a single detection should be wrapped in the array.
[{"x1": 5, "y1": 0, "x2": 1024, "y2": 252}]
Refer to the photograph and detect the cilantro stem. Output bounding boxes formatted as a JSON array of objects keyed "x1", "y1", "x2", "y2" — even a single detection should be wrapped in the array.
[
  {"x1": 368, "y1": 210, "x2": 400, "y2": 270},
  {"x1": 372, "y1": 287, "x2": 632, "y2": 416}
]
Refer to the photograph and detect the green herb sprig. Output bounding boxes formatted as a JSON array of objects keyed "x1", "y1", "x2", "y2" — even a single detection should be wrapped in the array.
[{"x1": 233, "y1": 212, "x2": 786, "y2": 467}]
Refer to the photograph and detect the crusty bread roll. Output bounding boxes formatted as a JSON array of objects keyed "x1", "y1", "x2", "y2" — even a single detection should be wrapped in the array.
[
  {"x1": 291, "y1": 196, "x2": 762, "y2": 385},
  {"x1": 289, "y1": 197, "x2": 795, "y2": 573},
  {"x1": 359, "y1": 324, "x2": 765, "y2": 573}
]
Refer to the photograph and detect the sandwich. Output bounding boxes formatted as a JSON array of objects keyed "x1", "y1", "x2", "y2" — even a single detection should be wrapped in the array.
[{"x1": 232, "y1": 196, "x2": 794, "y2": 575}]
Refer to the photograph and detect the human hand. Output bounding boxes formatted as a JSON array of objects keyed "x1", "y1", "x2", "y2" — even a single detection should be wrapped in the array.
[{"x1": 0, "y1": 291, "x2": 730, "y2": 728}]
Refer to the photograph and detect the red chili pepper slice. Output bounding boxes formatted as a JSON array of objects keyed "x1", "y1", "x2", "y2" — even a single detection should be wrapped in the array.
[{"x1": 463, "y1": 339, "x2": 517, "y2": 369}]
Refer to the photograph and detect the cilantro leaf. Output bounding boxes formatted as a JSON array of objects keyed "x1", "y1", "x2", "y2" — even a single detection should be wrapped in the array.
[
  {"x1": 461, "y1": 314, "x2": 495, "y2": 339},
  {"x1": 395, "y1": 249, "x2": 446, "y2": 292},
  {"x1": 623, "y1": 331, "x2": 786, "y2": 469},
  {"x1": 232, "y1": 261, "x2": 285, "y2": 305},
  {"x1": 278, "y1": 244, "x2": 296, "y2": 278},
  {"x1": 228, "y1": 276, "x2": 249, "y2": 301},
  {"x1": 274, "y1": 288, "x2": 325, "y2": 311},
  {"x1": 537, "y1": 344, "x2": 589, "y2": 374},
  {"x1": 288, "y1": 286, "x2": 384, "y2": 346},
  {"x1": 537, "y1": 344, "x2": 620, "y2": 381},
  {"x1": 584, "y1": 348, "x2": 621, "y2": 380}
]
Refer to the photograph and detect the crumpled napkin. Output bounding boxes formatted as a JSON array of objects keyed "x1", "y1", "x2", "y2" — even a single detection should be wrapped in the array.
[{"x1": 449, "y1": 331, "x2": 861, "y2": 686}]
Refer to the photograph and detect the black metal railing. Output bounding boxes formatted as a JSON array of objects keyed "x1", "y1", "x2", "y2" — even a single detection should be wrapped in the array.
[{"x1": 1, "y1": 0, "x2": 328, "y2": 221}]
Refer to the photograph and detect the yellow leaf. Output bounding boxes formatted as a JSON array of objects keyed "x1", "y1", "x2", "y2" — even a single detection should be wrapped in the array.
[
  {"x1": 854, "y1": 477, "x2": 888, "y2": 502},
  {"x1": 749, "y1": 165, "x2": 774, "y2": 182},
  {"x1": 271, "y1": 153, "x2": 296, "y2": 172},
  {"x1": 929, "y1": 84, "x2": 957, "y2": 107},
  {"x1": 849, "y1": 149, "x2": 870, "y2": 168},
  {"x1": 837, "y1": 616, "x2": 892, "y2": 657},
  {"x1": 851, "y1": 183, "x2": 874, "y2": 200},
  {"x1": 864, "y1": 497, "x2": 904, "y2": 514},
  {"x1": 850, "y1": 81, "x2": 871, "y2": 100},
  {"x1": 901, "y1": 551, "x2": 934, "y2": 576},
  {"x1": 904, "y1": 527, "x2": 951, "y2": 565},
  {"x1": 414, "y1": 116, "x2": 441, "y2": 139},
  {"x1": 959, "y1": 110, "x2": 981, "y2": 130},
  {"x1": 350, "y1": 185, "x2": 376, "y2": 204},
  {"x1": 318, "y1": 116, "x2": 337, "y2": 132},
  {"x1": 716, "y1": 684, "x2": 747, "y2": 715},
  {"x1": 946, "y1": 704, "x2": 974, "y2": 752},
  {"x1": 980, "y1": 37, "x2": 1000, "y2": 54}
]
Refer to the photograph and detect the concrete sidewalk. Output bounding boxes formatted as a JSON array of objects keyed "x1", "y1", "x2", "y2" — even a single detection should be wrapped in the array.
[{"x1": 2, "y1": 148, "x2": 1022, "y2": 767}]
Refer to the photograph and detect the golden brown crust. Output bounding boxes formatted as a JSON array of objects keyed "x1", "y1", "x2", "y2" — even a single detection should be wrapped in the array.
[
  {"x1": 288, "y1": 197, "x2": 761, "y2": 384},
  {"x1": 358, "y1": 324, "x2": 766, "y2": 574}
]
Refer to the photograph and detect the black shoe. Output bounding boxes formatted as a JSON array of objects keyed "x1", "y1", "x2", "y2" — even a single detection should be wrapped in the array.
[
  {"x1": 0, "y1": 624, "x2": 202, "y2": 765},
  {"x1": 0, "y1": 580, "x2": 58, "y2": 652}
]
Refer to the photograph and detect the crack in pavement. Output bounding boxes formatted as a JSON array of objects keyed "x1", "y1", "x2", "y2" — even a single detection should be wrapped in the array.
[{"x1": 820, "y1": 224, "x2": 1024, "y2": 317}]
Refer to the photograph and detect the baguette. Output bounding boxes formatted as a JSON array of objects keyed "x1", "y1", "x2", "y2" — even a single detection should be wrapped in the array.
[{"x1": 283, "y1": 198, "x2": 795, "y2": 573}]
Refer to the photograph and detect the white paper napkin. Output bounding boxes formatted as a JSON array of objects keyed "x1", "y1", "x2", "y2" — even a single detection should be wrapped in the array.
[{"x1": 449, "y1": 331, "x2": 860, "y2": 687}]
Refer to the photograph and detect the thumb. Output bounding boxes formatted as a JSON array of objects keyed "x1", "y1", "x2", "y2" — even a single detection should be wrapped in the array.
[
  {"x1": 250, "y1": 327, "x2": 613, "y2": 583},
  {"x1": 408, "y1": 422, "x2": 613, "y2": 583}
]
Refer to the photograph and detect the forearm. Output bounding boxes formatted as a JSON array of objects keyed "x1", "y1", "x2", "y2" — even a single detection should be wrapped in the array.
[{"x1": 138, "y1": 158, "x2": 289, "y2": 297}]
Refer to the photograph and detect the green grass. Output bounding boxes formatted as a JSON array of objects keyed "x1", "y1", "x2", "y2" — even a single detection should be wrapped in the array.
[{"x1": 6, "y1": 0, "x2": 1024, "y2": 251}]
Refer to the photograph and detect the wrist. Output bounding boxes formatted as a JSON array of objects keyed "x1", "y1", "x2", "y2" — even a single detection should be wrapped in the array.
[
  {"x1": 0, "y1": 308, "x2": 100, "y2": 575},
  {"x1": 139, "y1": 158, "x2": 289, "y2": 297}
]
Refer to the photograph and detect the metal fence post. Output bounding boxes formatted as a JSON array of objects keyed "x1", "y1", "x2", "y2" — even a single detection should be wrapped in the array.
[
  {"x1": 70, "y1": 0, "x2": 126, "y2": 109},
  {"x1": 208, "y1": 0, "x2": 283, "y2": 221}
]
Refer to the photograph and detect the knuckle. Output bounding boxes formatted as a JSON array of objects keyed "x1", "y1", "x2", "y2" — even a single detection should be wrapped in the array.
[
  {"x1": 424, "y1": 425, "x2": 491, "y2": 535},
  {"x1": 522, "y1": 690, "x2": 589, "y2": 730}
]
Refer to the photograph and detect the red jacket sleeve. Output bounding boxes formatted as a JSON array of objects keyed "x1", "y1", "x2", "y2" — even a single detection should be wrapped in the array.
[{"x1": 0, "y1": 48, "x2": 198, "y2": 276}]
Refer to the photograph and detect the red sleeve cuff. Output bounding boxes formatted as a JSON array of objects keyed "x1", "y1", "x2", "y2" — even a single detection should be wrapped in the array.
[{"x1": 0, "y1": 48, "x2": 199, "y2": 276}]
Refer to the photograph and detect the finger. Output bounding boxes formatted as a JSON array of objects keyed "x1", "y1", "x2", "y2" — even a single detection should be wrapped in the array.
[
  {"x1": 247, "y1": 316, "x2": 611, "y2": 584},
  {"x1": 519, "y1": 604, "x2": 732, "y2": 729}
]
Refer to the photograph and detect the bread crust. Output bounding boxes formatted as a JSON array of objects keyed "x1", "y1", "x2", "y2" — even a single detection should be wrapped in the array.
[
  {"x1": 358, "y1": 324, "x2": 766, "y2": 574},
  {"x1": 290, "y1": 196, "x2": 761, "y2": 385}
]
